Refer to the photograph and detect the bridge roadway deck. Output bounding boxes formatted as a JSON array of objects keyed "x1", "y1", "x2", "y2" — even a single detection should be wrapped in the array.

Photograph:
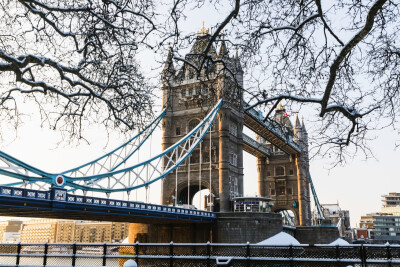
[
  {"x1": 0, "y1": 186, "x2": 215, "y2": 224},
  {"x1": 244, "y1": 104, "x2": 301, "y2": 155}
]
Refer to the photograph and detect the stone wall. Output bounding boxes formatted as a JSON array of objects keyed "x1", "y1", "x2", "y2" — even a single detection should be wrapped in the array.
[
  {"x1": 214, "y1": 212, "x2": 282, "y2": 243},
  {"x1": 129, "y1": 223, "x2": 212, "y2": 243},
  {"x1": 295, "y1": 226, "x2": 339, "y2": 244}
]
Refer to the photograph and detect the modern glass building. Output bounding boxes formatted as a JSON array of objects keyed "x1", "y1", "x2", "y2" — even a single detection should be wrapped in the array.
[{"x1": 373, "y1": 214, "x2": 400, "y2": 244}]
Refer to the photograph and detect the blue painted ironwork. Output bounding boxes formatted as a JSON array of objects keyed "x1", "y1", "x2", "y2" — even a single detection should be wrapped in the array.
[
  {"x1": 243, "y1": 102, "x2": 301, "y2": 153},
  {"x1": 0, "y1": 100, "x2": 222, "y2": 195},
  {"x1": 62, "y1": 107, "x2": 166, "y2": 175},
  {"x1": 0, "y1": 185, "x2": 215, "y2": 222},
  {"x1": 281, "y1": 210, "x2": 295, "y2": 226},
  {"x1": 308, "y1": 171, "x2": 325, "y2": 224}
]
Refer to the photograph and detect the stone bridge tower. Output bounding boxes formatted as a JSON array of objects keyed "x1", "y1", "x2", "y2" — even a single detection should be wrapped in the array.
[
  {"x1": 257, "y1": 105, "x2": 312, "y2": 226},
  {"x1": 161, "y1": 26, "x2": 244, "y2": 212}
]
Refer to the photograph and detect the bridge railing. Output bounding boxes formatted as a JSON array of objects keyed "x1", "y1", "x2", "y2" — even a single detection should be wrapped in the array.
[
  {"x1": 0, "y1": 242, "x2": 399, "y2": 266},
  {"x1": 0, "y1": 186, "x2": 215, "y2": 218},
  {"x1": 244, "y1": 103, "x2": 301, "y2": 153},
  {"x1": 242, "y1": 133, "x2": 271, "y2": 156}
]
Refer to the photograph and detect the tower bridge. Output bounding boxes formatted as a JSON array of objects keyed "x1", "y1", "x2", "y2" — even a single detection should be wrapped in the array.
[
  {"x1": 160, "y1": 27, "x2": 311, "y2": 227},
  {"x1": 0, "y1": 26, "x2": 338, "y2": 244}
]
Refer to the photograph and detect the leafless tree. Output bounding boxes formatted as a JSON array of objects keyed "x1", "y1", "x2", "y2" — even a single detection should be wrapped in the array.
[
  {"x1": 1, "y1": 0, "x2": 399, "y2": 163},
  {"x1": 0, "y1": 0, "x2": 157, "y2": 139},
  {"x1": 162, "y1": 0, "x2": 399, "y2": 164}
]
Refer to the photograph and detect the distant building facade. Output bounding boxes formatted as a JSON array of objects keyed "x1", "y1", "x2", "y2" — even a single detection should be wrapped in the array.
[
  {"x1": 0, "y1": 220, "x2": 22, "y2": 243},
  {"x1": 313, "y1": 203, "x2": 351, "y2": 239},
  {"x1": 18, "y1": 219, "x2": 128, "y2": 243},
  {"x1": 20, "y1": 219, "x2": 58, "y2": 243},
  {"x1": 56, "y1": 220, "x2": 76, "y2": 243},
  {"x1": 355, "y1": 213, "x2": 377, "y2": 241},
  {"x1": 357, "y1": 193, "x2": 400, "y2": 244},
  {"x1": 381, "y1": 193, "x2": 400, "y2": 216},
  {"x1": 373, "y1": 214, "x2": 400, "y2": 243}
]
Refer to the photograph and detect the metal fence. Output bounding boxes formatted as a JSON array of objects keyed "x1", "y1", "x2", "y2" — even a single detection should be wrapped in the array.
[{"x1": 1, "y1": 242, "x2": 400, "y2": 267}]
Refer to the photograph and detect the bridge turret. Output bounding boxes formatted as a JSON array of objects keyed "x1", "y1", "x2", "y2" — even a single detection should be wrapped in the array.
[
  {"x1": 217, "y1": 34, "x2": 229, "y2": 58},
  {"x1": 162, "y1": 46, "x2": 175, "y2": 81},
  {"x1": 160, "y1": 25, "x2": 244, "y2": 213},
  {"x1": 293, "y1": 113, "x2": 302, "y2": 143}
]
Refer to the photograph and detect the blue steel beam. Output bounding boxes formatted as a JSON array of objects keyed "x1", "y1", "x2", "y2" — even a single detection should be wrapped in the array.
[
  {"x1": 0, "y1": 100, "x2": 222, "y2": 195},
  {"x1": 0, "y1": 186, "x2": 215, "y2": 223}
]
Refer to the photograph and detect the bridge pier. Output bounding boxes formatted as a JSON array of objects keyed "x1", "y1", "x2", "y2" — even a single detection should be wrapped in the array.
[
  {"x1": 128, "y1": 222, "x2": 212, "y2": 243},
  {"x1": 128, "y1": 216, "x2": 339, "y2": 244},
  {"x1": 128, "y1": 212, "x2": 283, "y2": 244}
]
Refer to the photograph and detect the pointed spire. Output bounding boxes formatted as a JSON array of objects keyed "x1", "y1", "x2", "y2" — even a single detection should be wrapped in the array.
[
  {"x1": 302, "y1": 117, "x2": 307, "y2": 133},
  {"x1": 234, "y1": 47, "x2": 242, "y2": 71},
  {"x1": 294, "y1": 113, "x2": 301, "y2": 129},
  {"x1": 162, "y1": 46, "x2": 174, "y2": 77},
  {"x1": 197, "y1": 21, "x2": 209, "y2": 37},
  {"x1": 276, "y1": 102, "x2": 285, "y2": 111},
  {"x1": 218, "y1": 32, "x2": 229, "y2": 57}
]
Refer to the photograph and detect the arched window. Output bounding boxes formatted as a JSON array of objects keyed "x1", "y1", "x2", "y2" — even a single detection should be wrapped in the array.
[
  {"x1": 275, "y1": 166, "x2": 285, "y2": 176},
  {"x1": 188, "y1": 119, "x2": 200, "y2": 132}
]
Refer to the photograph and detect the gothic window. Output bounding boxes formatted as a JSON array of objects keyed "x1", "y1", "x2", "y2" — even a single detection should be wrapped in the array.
[
  {"x1": 287, "y1": 187, "x2": 292, "y2": 195},
  {"x1": 229, "y1": 153, "x2": 238, "y2": 166},
  {"x1": 275, "y1": 166, "x2": 285, "y2": 176},
  {"x1": 269, "y1": 183, "x2": 276, "y2": 196},
  {"x1": 188, "y1": 119, "x2": 200, "y2": 132},
  {"x1": 229, "y1": 121, "x2": 238, "y2": 136},
  {"x1": 229, "y1": 176, "x2": 239, "y2": 200},
  {"x1": 188, "y1": 71, "x2": 194, "y2": 79},
  {"x1": 277, "y1": 180, "x2": 286, "y2": 195},
  {"x1": 181, "y1": 89, "x2": 186, "y2": 98},
  {"x1": 176, "y1": 126, "x2": 181, "y2": 136}
]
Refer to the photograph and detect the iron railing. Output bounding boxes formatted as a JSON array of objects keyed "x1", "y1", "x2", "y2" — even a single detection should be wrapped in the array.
[
  {"x1": 0, "y1": 242, "x2": 399, "y2": 266},
  {"x1": 0, "y1": 186, "x2": 215, "y2": 219}
]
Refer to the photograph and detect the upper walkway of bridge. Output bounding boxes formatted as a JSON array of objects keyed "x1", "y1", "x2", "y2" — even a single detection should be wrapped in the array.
[{"x1": 243, "y1": 102, "x2": 301, "y2": 155}]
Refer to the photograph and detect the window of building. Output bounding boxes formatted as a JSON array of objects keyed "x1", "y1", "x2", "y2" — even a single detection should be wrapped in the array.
[
  {"x1": 229, "y1": 176, "x2": 239, "y2": 200},
  {"x1": 202, "y1": 87, "x2": 209, "y2": 94},
  {"x1": 275, "y1": 166, "x2": 285, "y2": 176},
  {"x1": 267, "y1": 171, "x2": 271, "y2": 176},
  {"x1": 196, "y1": 87, "x2": 201, "y2": 95},
  {"x1": 188, "y1": 88, "x2": 193, "y2": 96},
  {"x1": 289, "y1": 169, "x2": 294, "y2": 175},
  {"x1": 229, "y1": 153, "x2": 238, "y2": 166},
  {"x1": 277, "y1": 180, "x2": 286, "y2": 195},
  {"x1": 176, "y1": 126, "x2": 181, "y2": 136},
  {"x1": 229, "y1": 122, "x2": 238, "y2": 136},
  {"x1": 188, "y1": 119, "x2": 200, "y2": 132},
  {"x1": 181, "y1": 89, "x2": 186, "y2": 98}
]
